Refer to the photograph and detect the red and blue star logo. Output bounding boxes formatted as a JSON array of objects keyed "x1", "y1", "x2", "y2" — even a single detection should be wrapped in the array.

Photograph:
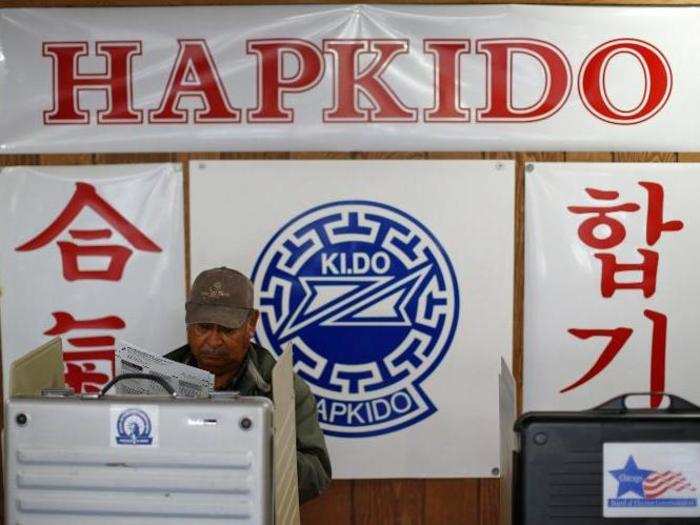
[{"x1": 609, "y1": 456, "x2": 654, "y2": 498}]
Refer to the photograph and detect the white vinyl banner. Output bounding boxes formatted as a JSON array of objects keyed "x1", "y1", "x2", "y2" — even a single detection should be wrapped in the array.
[
  {"x1": 0, "y1": 164, "x2": 186, "y2": 396},
  {"x1": 524, "y1": 163, "x2": 700, "y2": 412},
  {"x1": 189, "y1": 160, "x2": 514, "y2": 478},
  {"x1": 0, "y1": 5, "x2": 692, "y2": 153}
]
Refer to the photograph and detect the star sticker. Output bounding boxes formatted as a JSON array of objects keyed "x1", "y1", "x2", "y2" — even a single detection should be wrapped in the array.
[{"x1": 609, "y1": 456, "x2": 654, "y2": 498}]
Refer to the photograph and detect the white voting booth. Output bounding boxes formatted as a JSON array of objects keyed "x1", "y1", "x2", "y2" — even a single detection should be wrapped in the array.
[{"x1": 4, "y1": 338, "x2": 299, "y2": 525}]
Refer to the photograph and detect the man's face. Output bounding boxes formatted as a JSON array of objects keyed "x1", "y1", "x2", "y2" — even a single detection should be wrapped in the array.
[{"x1": 187, "y1": 311, "x2": 259, "y2": 376}]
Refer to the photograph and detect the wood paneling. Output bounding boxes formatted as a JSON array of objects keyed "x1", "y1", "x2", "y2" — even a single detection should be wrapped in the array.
[
  {"x1": 300, "y1": 480, "x2": 354, "y2": 525},
  {"x1": 479, "y1": 479, "x2": 500, "y2": 525},
  {"x1": 424, "y1": 479, "x2": 479, "y2": 524},
  {"x1": 679, "y1": 153, "x2": 700, "y2": 162},
  {"x1": 355, "y1": 479, "x2": 425, "y2": 525},
  {"x1": 614, "y1": 152, "x2": 678, "y2": 162}
]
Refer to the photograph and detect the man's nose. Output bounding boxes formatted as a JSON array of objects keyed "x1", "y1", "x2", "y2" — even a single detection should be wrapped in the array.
[{"x1": 205, "y1": 326, "x2": 224, "y2": 345}]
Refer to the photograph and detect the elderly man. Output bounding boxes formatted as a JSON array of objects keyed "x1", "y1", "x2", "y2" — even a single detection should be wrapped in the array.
[{"x1": 165, "y1": 267, "x2": 331, "y2": 504}]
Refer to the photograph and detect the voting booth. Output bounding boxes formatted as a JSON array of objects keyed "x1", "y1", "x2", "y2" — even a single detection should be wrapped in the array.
[
  {"x1": 6, "y1": 389, "x2": 273, "y2": 524},
  {"x1": 4, "y1": 339, "x2": 299, "y2": 525},
  {"x1": 514, "y1": 394, "x2": 700, "y2": 524}
]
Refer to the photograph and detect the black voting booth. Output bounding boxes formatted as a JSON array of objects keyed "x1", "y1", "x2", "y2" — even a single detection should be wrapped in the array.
[{"x1": 514, "y1": 393, "x2": 700, "y2": 524}]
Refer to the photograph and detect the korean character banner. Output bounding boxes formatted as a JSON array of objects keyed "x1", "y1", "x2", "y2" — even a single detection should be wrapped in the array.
[{"x1": 524, "y1": 163, "x2": 700, "y2": 411}]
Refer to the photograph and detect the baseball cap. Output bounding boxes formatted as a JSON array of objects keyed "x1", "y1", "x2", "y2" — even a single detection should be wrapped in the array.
[{"x1": 186, "y1": 267, "x2": 254, "y2": 329}]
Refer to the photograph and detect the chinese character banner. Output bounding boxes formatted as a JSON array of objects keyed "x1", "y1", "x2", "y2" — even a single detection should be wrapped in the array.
[
  {"x1": 0, "y1": 5, "x2": 696, "y2": 152},
  {"x1": 189, "y1": 160, "x2": 514, "y2": 478},
  {"x1": 0, "y1": 164, "x2": 186, "y2": 396},
  {"x1": 524, "y1": 163, "x2": 700, "y2": 411}
]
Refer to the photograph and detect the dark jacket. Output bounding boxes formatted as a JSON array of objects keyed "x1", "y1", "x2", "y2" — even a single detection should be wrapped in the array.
[{"x1": 164, "y1": 342, "x2": 332, "y2": 504}]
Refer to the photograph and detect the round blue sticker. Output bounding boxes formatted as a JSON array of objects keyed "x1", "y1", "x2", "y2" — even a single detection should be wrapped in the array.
[
  {"x1": 116, "y1": 408, "x2": 154, "y2": 445},
  {"x1": 252, "y1": 201, "x2": 459, "y2": 437}
]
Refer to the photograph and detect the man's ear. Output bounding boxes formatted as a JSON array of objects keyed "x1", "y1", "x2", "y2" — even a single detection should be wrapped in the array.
[{"x1": 247, "y1": 310, "x2": 260, "y2": 339}]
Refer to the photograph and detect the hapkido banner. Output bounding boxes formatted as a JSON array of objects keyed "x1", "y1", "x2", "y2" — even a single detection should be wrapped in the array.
[
  {"x1": 524, "y1": 163, "x2": 700, "y2": 411},
  {"x1": 189, "y1": 159, "x2": 514, "y2": 478},
  {"x1": 0, "y1": 5, "x2": 694, "y2": 152},
  {"x1": 0, "y1": 164, "x2": 186, "y2": 397}
]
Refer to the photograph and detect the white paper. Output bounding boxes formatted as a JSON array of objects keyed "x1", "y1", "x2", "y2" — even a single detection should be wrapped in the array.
[{"x1": 115, "y1": 341, "x2": 213, "y2": 397}]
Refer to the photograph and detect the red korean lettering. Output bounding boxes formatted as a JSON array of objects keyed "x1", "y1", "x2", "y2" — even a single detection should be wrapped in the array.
[
  {"x1": 639, "y1": 182, "x2": 684, "y2": 245},
  {"x1": 568, "y1": 188, "x2": 640, "y2": 249},
  {"x1": 595, "y1": 249, "x2": 659, "y2": 298},
  {"x1": 645, "y1": 309, "x2": 668, "y2": 408},
  {"x1": 560, "y1": 327, "x2": 633, "y2": 393},
  {"x1": 562, "y1": 310, "x2": 668, "y2": 408},
  {"x1": 43, "y1": 41, "x2": 142, "y2": 124}
]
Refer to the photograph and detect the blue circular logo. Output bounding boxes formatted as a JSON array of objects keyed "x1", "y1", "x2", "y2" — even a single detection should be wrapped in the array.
[
  {"x1": 116, "y1": 408, "x2": 153, "y2": 445},
  {"x1": 252, "y1": 201, "x2": 459, "y2": 437}
]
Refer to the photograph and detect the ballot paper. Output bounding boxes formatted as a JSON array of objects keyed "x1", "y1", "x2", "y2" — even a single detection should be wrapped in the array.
[{"x1": 115, "y1": 341, "x2": 214, "y2": 397}]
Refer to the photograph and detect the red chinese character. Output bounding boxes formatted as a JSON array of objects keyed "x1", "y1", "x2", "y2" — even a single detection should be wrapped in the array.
[
  {"x1": 44, "y1": 311, "x2": 125, "y2": 393},
  {"x1": 561, "y1": 310, "x2": 668, "y2": 408},
  {"x1": 64, "y1": 350, "x2": 115, "y2": 393},
  {"x1": 595, "y1": 249, "x2": 659, "y2": 298},
  {"x1": 45, "y1": 311, "x2": 126, "y2": 335},
  {"x1": 16, "y1": 182, "x2": 161, "y2": 281},
  {"x1": 568, "y1": 188, "x2": 640, "y2": 249}
]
